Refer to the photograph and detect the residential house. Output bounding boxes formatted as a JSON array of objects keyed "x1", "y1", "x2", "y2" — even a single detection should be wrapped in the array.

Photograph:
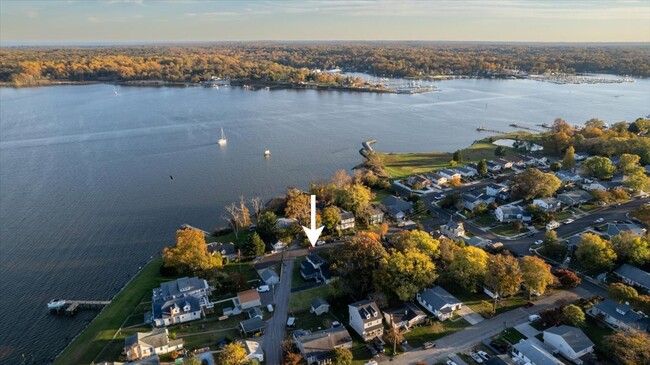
[
  {"x1": 555, "y1": 171, "x2": 582, "y2": 184},
  {"x1": 246, "y1": 306, "x2": 263, "y2": 320},
  {"x1": 511, "y1": 339, "x2": 563, "y2": 365},
  {"x1": 557, "y1": 190, "x2": 591, "y2": 206},
  {"x1": 260, "y1": 268, "x2": 280, "y2": 286},
  {"x1": 605, "y1": 223, "x2": 646, "y2": 239},
  {"x1": 272, "y1": 240, "x2": 287, "y2": 252},
  {"x1": 405, "y1": 175, "x2": 432, "y2": 189},
  {"x1": 614, "y1": 264, "x2": 650, "y2": 292},
  {"x1": 522, "y1": 155, "x2": 548, "y2": 166},
  {"x1": 416, "y1": 286, "x2": 463, "y2": 321},
  {"x1": 244, "y1": 340, "x2": 264, "y2": 362},
  {"x1": 503, "y1": 156, "x2": 526, "y2": 168},
  {"x1": 240, "y1": 317, "x2": 266, "y2": 337},
  {"x1": 588, "y1": 299, "x2": 648, "y2": 331},
  {"x1": 381, "y1": 196, "x2": 413, "y2": 221},
  {"x1": 486, "y1": 183, "x2": 508, "y2": 197},
  {"x1": 152, "y1": 277, "x2": 211, "y2": 327},
  {"x1": 462, "y1": 191, "x2": 495, "y2": 211},
  {"x1": 574, "y1": 152, "x2": 589, "y2": 161},
  {"x1": 294, "y1": 327, "x2": 353, "y2": 365},
  {"x1": 124, "y1": 328, "x2": 184, "y2": 361},
  {"x1": 349, "y1": 300, "x2": 384, "y2": 341},
  {"x1": 582, "y1": 182, "x2": 607, "y2": 192},
  {"x1": 543, "y1": 325, "x2": 594, "y2": 364},
  {"x1": 277, "y1": 217, "x2": 298, "y2": 229},
  {"x1": 427, "y1": 173, "x2": 448, "y2": 186},
  {"x1": 337, "y1": 210, "x2": 356, "y2": 231},
  {"x1": 440, "y1": 218, "x2": 466, "y2": 239},
  {"x1": 300, "y1": 254, "x2": 332, "y2": 284},
  {"x1": 532, "y1": 197, "x2": 563, "y2": 212},
  {"x1": 383, "y1": 302, "x2": 427, "y2": 330},
  {"x1": 153, "y1": 277, "x2": 210, "y2": 302},
  {"x1": 487, "y1": 161, "x2": 502, "y2": 172},
  {"x1": 310, "y1": 298, "x2": 330, "y2": 316},
  {"x1": 237, "y1": 289, "x2": 261, "y2": 310},
  {"x1": 465, "y1": 236, "x2": 491, "y2": 248},
  {"x1": 455, "y1": 166, "x2": 478, "y2": 177},
  {"x1": 495, "y1": 205, "x2": 530, "y2": 223},
  {"x1": 368, "y1": 207, "x2": 384, "y2": 225},
  {"x1": 207, "y1": 242, "x2": 237, "y2": 261},
  {"x1": 438, "y1": 168, "x2": 461, "y2": 180},
  {"x1": 496, "y1": 158, "x2": 514, "y2": 169}
]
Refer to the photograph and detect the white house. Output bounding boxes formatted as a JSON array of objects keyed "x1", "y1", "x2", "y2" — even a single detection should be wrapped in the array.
[
  {"x1": 512, "y1": 339, "x2": 563, "y2": 365},
  {"x1": 543, "y1": 326, "x2": 594, "y2": 364},
  {"x1": 438, "y1": 168, "x2": 461, "y2": 180},
  {"x1": 244, "y1": 340, "x2": 264, "y2": 363},
  {"x1": 462, "y1": 192, "x2": 494, "y2": 211},
  {"x1": 440, "y1": 218, "x2": 465, "y2": 239},
  {"x1": 416, "y1": 286, "x2": 462, "y2": 321},
  {"x1": 427, "y1": 173, "x2": 448, "y2": 186},
  {"x1": 349, "y1": 300, "x2": 384, "y2": 341},
  {"x1": 614, "y1": 264, "x2": 650, "y2": 292},
  {"x1": 383, "y1": 302, "x2": 427, "y2": 331},
  {"x1": 532, "y1": 197, "x2": 562, "y2": 212},
  {"x1": 582, "y1": 182, "x2": 607, "y2": 191},
  {"x1": 337, "y1": 210, "x2": 356, "y2": 231},
  {"x1": 124, "y1": 328, "x2": 184, "y2": 361},
  {"x1": 455, "y1": 166, "x2": 478, "y2": 177},
  {"x1": 259, "y1": 268, "x2": 280, "y2": 286},
  {"x1": 588, "y1": 299, "x2": 647, "y2": 331},
  {"x1": 486, "y1": 183, "x2": 508, "y2": 197},
  {"x1": 152, "y1": 277, "x2": 211, "y2": 327},
  {"x1": 237, "y1": 289, "x2": 262, "y2": 310},
  {"x1": 487, "y1": 161, "x2": 502, "y2": 172},
  {"x1": 495, "y1": 205, "x2": 530, "y2": 223}
]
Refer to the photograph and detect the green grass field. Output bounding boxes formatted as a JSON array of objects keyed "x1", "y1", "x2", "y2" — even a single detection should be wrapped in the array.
[
  {"x1": 490, "y1": 224, "x2": 525, "y2": 237},
  {"x1": 289, "y1": 285, "x2": 331, "y2": 311},
  {"x1": 404, "y1": 319, "x2": 470, "y2": 348}
]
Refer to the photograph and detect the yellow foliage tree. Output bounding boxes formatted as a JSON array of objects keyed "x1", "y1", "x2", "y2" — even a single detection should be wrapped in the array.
[{"x1": 163, "y1": 228, "x2": 222, "y2": 273}]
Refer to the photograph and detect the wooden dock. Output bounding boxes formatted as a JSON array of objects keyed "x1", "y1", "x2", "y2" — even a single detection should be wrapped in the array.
[{"x1": 50, "y1": 300, "x2": 110, "y2": 316}]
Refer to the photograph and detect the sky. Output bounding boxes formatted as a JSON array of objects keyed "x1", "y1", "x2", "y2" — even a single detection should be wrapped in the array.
[{"x1": 1, "y1": 0, "x2": 649, "y2": 44}]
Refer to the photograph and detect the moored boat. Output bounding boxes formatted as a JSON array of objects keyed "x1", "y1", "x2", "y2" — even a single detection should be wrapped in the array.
[{"x1": 47, "y1": 299, "x2": 66, "y2": 310}]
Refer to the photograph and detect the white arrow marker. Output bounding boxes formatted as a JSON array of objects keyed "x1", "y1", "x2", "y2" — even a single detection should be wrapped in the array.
[{"x1": 302, "y1": 194, "x2": 324, "y2": 247}]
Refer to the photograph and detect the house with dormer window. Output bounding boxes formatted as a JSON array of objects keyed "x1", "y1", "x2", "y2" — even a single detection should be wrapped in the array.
[
  {"x1": 349, "y1": 300, "x2": 384, "y2": 341},
  {"x1": 152, "y1": 277, "x2": 211, "y2": 327}
]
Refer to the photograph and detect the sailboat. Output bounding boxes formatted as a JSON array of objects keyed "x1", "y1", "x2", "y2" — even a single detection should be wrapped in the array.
[
  {"x1": 113, "y1": 87, "x2": 118, "y2": 95},
  {"x1": 218, "y1": 128, "x2": 227, "y2": 145}
]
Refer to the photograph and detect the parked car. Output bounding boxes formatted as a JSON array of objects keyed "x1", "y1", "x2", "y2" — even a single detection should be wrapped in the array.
[
  {"x1": 286, "y1": 317, "x2": 296, "y2": 328},
  {"x1": 316, "y1": 240, "x2": 325, "y2": 246},
  {"x1": 331, "y1": 321, "x2": 342, "y2": 328},
  {"x1": 267, "y1": 304, "x2": 274, "y2": 312},
  {"x1": 470, "y1": 352, "x2": 484, "y2": 363},
  {"x1": 366, "y1": 344, "x2": 378, "y2": 357},
  {"x1": 446, "y1": 361, "x2": 458, "y2": 365},
  {"x1": 529, "y1": 314, "x2": 541, "y2": 322},
  {"x1": 525, "y1": 301, "x2": 535, "y2": 308},
  {"x1": 477, "y1": 350, "x2": 491, "y2": 360},
  {"x1": 534, "y1": 239, "x2": 543, "y2": 245},
  {"x1": 565, "y1": 256, "x2": 571, "y2": 263},
  {"x1": 257, "y1": 285, "x2": 270, "y2": 292},
  {"x1": 563, "y1": 218, "x2": 575, "y2": 224},
  {"x1": 434, "y1": 194, "x2": 445, "y2": 200},
  {"x1": 594, "y1": 218, "x2": 605, "y2": 223},
  {"x1": 373, "y1": 338, "x2": 385, "y2": 353},
  {"x1": 422, "y1": 341, "x2": 436, "y2": 349}
]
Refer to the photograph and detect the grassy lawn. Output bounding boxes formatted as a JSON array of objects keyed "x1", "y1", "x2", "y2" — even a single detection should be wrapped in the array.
[
  {"x1": 289, "y1": 285, "x2": 331, "y2": 312},
  {"x1": 291, "y1": 310, "x2": 339, "y2": 332},
  {"x1": 490, "y1": 224, "x2": 525, "y2": 237},
  {"x1": 448, "y1": 288, "x2": 529, "y2": 317},
  {"x1": 55, "y1": 259, "x2": 171, "y2": 365},
  {"x1": 372, "y1": 188, "x2": 392, "y2": 204},
  {"x1": 499, "y1": 327, "x2": 527, "y2": 344},
  {"x1": 223, "y1": 261, "x2": 260, "y2": 283},
  {"x1": 582, "y1": 316, "x2": 613, "y2": 349},
  {"x1": 208, "y1": 230, "x2": 252, "y2": 246},
  {"x1": 555, "y1": 211, "x2": 574, "y2": 221},
  {"x1": 171, "y1": 312, "x2": 243, "y2": 349},
  {"x1": 474, "y1": 214, "x2": 497, "y2": 227},
  {"x1": 404, "y1": 318, "x2": 470, "y2": 348},
  {"x1": 292, "y1": 258, "x2": 307, "y2": 288},
  {"x1": 580, "y1": 204, "x2": 598, "y2": 212}
]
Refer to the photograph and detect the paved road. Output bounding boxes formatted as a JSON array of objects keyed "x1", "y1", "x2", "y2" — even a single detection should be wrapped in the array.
[
  {"x1": 378, "y1": 287, "x2": 587, "y2": 364},
  {"x1": 262, "y1": 258, "x2": 295, "y2": 365}
]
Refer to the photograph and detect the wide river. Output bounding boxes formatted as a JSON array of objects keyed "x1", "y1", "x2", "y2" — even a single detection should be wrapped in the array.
[{"x1": 1, "y1": 77, "x2": 649, "y2": 363}]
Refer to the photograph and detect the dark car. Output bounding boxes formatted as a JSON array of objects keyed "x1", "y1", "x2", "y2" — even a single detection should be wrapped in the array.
[
  {"x1": 366, "y1": 344, "x2": 378, "y2": 357},
  {"x1": 525, "y1": 301, "x2": 535, "y2": 308}
]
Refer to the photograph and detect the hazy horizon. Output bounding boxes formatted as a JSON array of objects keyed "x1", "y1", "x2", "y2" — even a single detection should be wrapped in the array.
[{"x1": 1, "y1": 0, "x2": 649, "y2": 43}]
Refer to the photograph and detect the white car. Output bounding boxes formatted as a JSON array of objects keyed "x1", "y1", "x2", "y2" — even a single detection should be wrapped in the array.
[
  {"x1": 257, "y1": 285, "x2": 270, "y2": 292},
  {"x1": 563, "y1": 218, "x2": 575, "y2": 224},
  {"x1": 446, "y1": 361, "x2": 458, "y2": 365},
  {"x1": 565, "y1": 256, "x2": 572, "y2": 263},
  {"x1": 534, "y1": 239, "x2": 543, "y2": 245},
  {"x1": 529, "y1": 314, "x2": 541, "y2": 322},
  {"x1": 594, "y1": 218, "x2": 605, "y2": 223},
  {"x1": 477, "y1": 351, "x2": 491, "y2": 360},
  {"x1": 316, "y1": 240, "x2": 325, "y2": 246},
  {"x1": 470, "y1": 352, "x2": 484, "y2": 363},
  {"x1": 267, "y1": 304, "x2": 274, "y2": 312}
]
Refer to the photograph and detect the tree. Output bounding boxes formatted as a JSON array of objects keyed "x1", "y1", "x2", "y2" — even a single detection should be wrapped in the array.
[
  {"x1": 484, "y1": 254, "x2": 523, "y2": 307},
  {"x1": 394, "y1": 230, "x2": 441, "y2": 258},
  {"x1": 550, "y1": 161, "x2": 562, "y2": 172},
  {"x1": 224, "y1": 196, "x2": 252, "y2": 239},
  {"x1": 243, "y1": 232, "x2": 266, "y2": 258},
  {"x1": 336, "y1": 232, "x2": 388, "y2": 295},
  {"x1": 541, "y1": 230, "x2": 567, "y2": 260},
  {"x1": 446, "y1": 246, "x2": 488, "y2": 293},
  {"x1": 218, "y1": 342, "x2": 248, "y2": 365},
  {"x1": 554, "y1": 269, "x2": 581, "y2": 288},
  {"x1": 330, "y1": 347, "x2": 353, "y2": 365},
  {"x1": 610, "y1": 187, "x2": 630, "y2": 201},
  {"x1": 250, "y1": 197, "x2": 263, "y2": 222},
  {"x1": 583, "y1": 156, "x2": 616, "y2": 179},
  {"x1": 163, "y1": 228, "x2": 223, "y2": 273},
  {"x1": 282, "y1": 352, "x2": 303, "y2": 365},
  {"x1": 551, "y1": 118, "x2": 572, "y2": 134},
  {"x1": 384, "y1": 327, "x2": 405, "y2": 355},
  {"x1": 575, "y1": 233, "x2": 616, "y2": 272},
  {"x1": 602, "y1": 330, "x2": 650, "y2": 365},
  {"x1": 562, "y1": 146, "x2": 576, "y2": 170},
  {"x1": 322, "y1": 206, "x2": 341, "y2": 233},
  {"x1": 520, "y1": 256, "x2": 554, "y2": 298},
  {"x1": 618, "y1": 153, "x2": 641, "y2": 174},
  {"x1": 611, "y1": 232, "x2": 650, "y2": 266},
  {"x1": 375, "y1": 249, "x2": 437, "y2": 301},
  {"x1": 585, "y1": 118, "x2": 606, "y2": 129},
  {"x1": 608, "y1": 283, "x2": 639, "y2": 303},
  {"x1": 331, "y1": 169, "x2": 352, "y2": 188},
  {"x1": 477, "y1": 159, "x2": 488, "y2": 176},
  {"x1": 256, "y1": 211, "x2": 278, "y2": 244},
  {"x1": 285, "y1": 188, "x2": 311, "y2": 225},
  {"x1": 511, "y1": 168, "x2": 562, "y2": 200},
  {"x1": 624, "y1": 168, "x2": 650, "y2": 192},
  {"x1": 453, "y1": 149, "x2": 463, "y2": 163},
  {"x1": 379, "y1": 222, "x2": 389, "y2": 239},
  {"x1": 628, "y1": 118, "x2": 650, "y2": 135},
  {"x1": 495, "y1": 146, "x2": 507, "y2": 157},
  {"x1": 336, "y1": 183, "x2": 375, "y2": 218},
  {"x1": 562, "y1": 304, "x2": 585, "y2": 327}
]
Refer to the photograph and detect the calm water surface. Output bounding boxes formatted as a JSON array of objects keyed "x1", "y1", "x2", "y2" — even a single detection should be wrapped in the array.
[{"x1": 1, "y1": 78, "x2": 649, "y2": 363}]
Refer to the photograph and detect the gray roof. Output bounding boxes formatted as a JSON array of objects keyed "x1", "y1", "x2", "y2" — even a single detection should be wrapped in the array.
[
  {"x1": 555, "y1": 171, "x2": 581, "y2": 182},
  {"x1": 384, "y1": 302, "x2": 426, "y2": 324},
  {"x1": 126, "y1": 355, "x2": 161, "y2": 365},
  {"x1": 557, "y1": 190, "x2": 591, "y2": 204},
  {"x1": 381, "y1": 196, "x2": 413, "y2": 215},
  {"x1": 614, "y1": 264, "x2": 650, "y2": 289},
  {"x1": 593, "y1": 299, "x2": 643, "y2": 325},
  {"x1": 307, "y1": 253, "x2": 326, "y2": 267},
  {"x1": 207, "y1": 242, "x2": 236, "y2": 257},
  {"x1": 488, "y1": 183, "x2": 507, "y2": 190},
  {"x1": 311, "y1": 297, "x2": 329, "y2": 310},
  {"x1": 295, "y1": 327, "x2": 352, "y2": 362},
  {"x1": 260, "y1": 268, "x2": 279, "y2": 282},
  {"x1": 438, "y1": 168, "x2": 460, "y2": 175},
  {"x1": 156, "y1": 277, "x2": 208, "y2": 300},
  {"x1": 240, "y1": 317, "x2": 265, "y2": 332},
  {"x1": 465, "y1": 236, "x2": 490, "y2": 246},
  {"x1": 535, "y1": 197, "x2": 561, "y2": 205},
  {"x1": 418, "y1": 286, "x2": 461, "y2": 311},
  {"x1": 152, "y1": 295, "x2": 201, "y2": 321},
  {"x1": 456, "y1": 166, "x2": 477, "y2": 174},
  {"x1": 498, "y1": 205, "x2": 524, "y2": 216},
  {"x1": 246, "y1": 306, "x2": 263, "y2": 319},
  {"x1": 340, "y1": 210, "x2": 355, "y2": 221},
  {"x1": 607, "y1": 223, "x2": 646, "y2": 238},
  {"x1": 513, "y1": 340, "x2": 562, "y2": 365},
  {"x1": 349, "y1": 300, "x2": 382, "y2": 323},
  {"x1": 125, "y1": 328, "x2": 170, "y2": 349},
  {"x1": 544, "y1": 325, "x2": 594, "y2": 353}
]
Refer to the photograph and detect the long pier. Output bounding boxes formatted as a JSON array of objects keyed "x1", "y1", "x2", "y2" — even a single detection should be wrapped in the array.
[{"x1": 50, "y1": 300, "x2": 111, "y2": 316}]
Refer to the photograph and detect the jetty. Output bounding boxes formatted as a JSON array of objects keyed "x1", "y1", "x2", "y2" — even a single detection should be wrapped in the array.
[
  {"x1": 476, "y1": 126, "x2": 506, "y2": 134},
  {"x1": 49, "y1": 300, "x2": 110, "y2": 316},
  {"x1": 508, "y1": 123, "x2": 544, "y2": 133},
  {"x1": 359, "y1": 139, "x2": 377, "y2": 157}
]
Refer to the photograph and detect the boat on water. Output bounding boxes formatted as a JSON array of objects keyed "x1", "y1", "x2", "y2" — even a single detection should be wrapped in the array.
[
  {"x1": 264, "y1": 150, "x2": 271, "y2": 157},
  {"x1": 218, "y1": 128, "x2": 227, "y2": 145},
  {"x1": 47, "y1": 299, "x2": 66, "y2": 310}
]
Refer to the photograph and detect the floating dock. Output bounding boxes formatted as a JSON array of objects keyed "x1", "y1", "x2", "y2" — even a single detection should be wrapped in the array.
[{"x1": 49, "y1": 300, "x2": 110, "y2": 316}]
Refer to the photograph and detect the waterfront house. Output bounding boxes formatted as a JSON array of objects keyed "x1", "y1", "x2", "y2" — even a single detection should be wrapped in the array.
[
  {"x1": 260, "y1": 268, "x2": 280, "y2": 286},
  {"x1": 240, "y1": 317, "x2": 266, "y2": 337},
  {"x1": 294, "y1": 327, "x2": 353, "y2": 365},
  {"x1": 152, "y1": 296, "x2": 203, "y2": 327},
  {"x1": 495, "y1": 205, "x2": 530, "y2": 223},
  {"x1": 438, "y1": 168, "x2": 461, "y2": 180},
  {"x1": 124, "y1": 328, "x2": 183, "y2": 361},
  {"x1": 153, "y1": 277, "x2": 210, "y2": 302},
  {"x1": 349, "y1": 300, "x2": 384, "y2": 341},
  {"x1": 532, "y1": 197, "x2": 562, "y2": 212},
  {"x1": 557, "y1": 190, "x2": 591, "y2": 206},
  {"x1": 588, "y1": 298, "x2": 648, "y2": 331},
  {"x1": 300, "y1": 254, "x2": 332, "y2": 284},
  {"x1": 614, "y1": 264, "x2": 650, "y2": 292},
  {"x1": 440, "y1": 218, "x2": 466, "y2": 239},
  {"x1": 543, "y1": 325, "x2": 594, "y2": 364},
  {"x1": 383, "y1": 302, "x2": 427, "y2": 331},
  {"x1": 427, "y1": 172, "x2": 448, "y2": 186},
  {"x1": 416, "y1": 286, "x2": 462, "y2": 321},
  {"x1": 244, "y1": 340, "x2": 264, "y2": 362},
  {"x1": 277, "y1": 217, "x2": 298, "y2": 229},
  {"x1": 207, "y1": 242, "x2": 237, "y2": 261},
  {"x1": 511, "y1": 339, "x2": 563, "y2": 365},
  {"x1": 605, "y1": 223, "x2": 646, "y2": 239},
  {"x1": 337, "y1": 210, "x2": 356, "y2": 231},
  {"x1": 237, "y1": 289, "x2": 261, "y2": 310},
  {"x1": 381, "y1": 195, "x2": 413, "y2": 221},
  {"x1": 310, "y1": 297, "x2": 330, "y2": 316},
  {"x1": 368, "y1": 207, "x2": 384, "y2": 225}
]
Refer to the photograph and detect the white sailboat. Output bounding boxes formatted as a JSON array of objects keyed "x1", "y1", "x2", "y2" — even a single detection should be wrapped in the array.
[{"x1": 218, "y1": 128, "x2": 227, "y2": 145}]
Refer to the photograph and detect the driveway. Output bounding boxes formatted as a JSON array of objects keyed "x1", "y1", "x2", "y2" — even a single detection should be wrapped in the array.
[
  {"x1": 456, "y1": 306, "x2": 484, "y2": 325},
  {"x1": 514, "y1": 322, "x2": 540, "y2": 339},
  {"x1": 262, "y1": 258, "x2": 294, "y2": 365}
]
